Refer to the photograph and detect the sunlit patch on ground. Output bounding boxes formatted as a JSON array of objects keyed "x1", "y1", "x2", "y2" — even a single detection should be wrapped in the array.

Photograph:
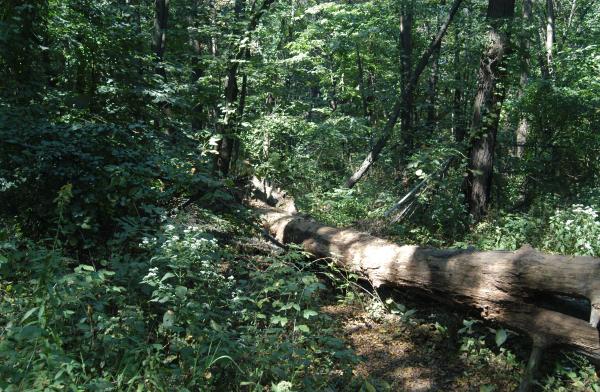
[{"x1": 322, "y1": 301, "x2": 522, "y2": 391}]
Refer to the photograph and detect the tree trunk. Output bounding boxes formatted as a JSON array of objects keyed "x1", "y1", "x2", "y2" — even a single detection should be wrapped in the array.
[
  {"x1": 452, "y1": 29, "x2": 465, "y2": 142},
  {"x1": 426, "y1": 42, "x2": 440, "y2": 132},
  {"x1": 215, "y1": 0, "x2": 276, "y2": 176},
  {"x1": 466, "y1": 0, "x2": 515, "y2": 222},
  {"x1": 545, "y1": 0, "x2": 555, "y2": 77},
  {"x1": 560, "y1": 0, "x2": 577, "y2": 49},
  {"x1": 515, "y1": 0, "x2": 532, "y2": 158},
  {"x1": 153, "y1": 0, "x2": 170, "y2": 132},
  {"x1": 153, "y1": 0, "x2": 168, "y2": 77},
  {"x1": 399, "y1": 4, "x2": 414, "y2": 149},
  {"x1": 189, "y1": 0, "x2": 205, "y2": 132},
  {"x1": 355, "y1": 45, "x2": 371, "y2": 122},
  {"x1": 253, "y1": 197, "x2": 600, "y2": 366},
  {"x1": 345, "y1": 0, "x2": 463, "y2": 188}
]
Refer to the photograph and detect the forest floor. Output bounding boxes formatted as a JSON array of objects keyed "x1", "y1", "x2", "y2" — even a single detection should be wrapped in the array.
[{"x1": 321, "y1": 291, "x2": 527, "y2": 391}]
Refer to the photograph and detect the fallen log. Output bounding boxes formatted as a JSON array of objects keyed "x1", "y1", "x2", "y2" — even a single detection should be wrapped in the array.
[{"x1": 249, "y1": 189, "x2": 600, "y2": 367}]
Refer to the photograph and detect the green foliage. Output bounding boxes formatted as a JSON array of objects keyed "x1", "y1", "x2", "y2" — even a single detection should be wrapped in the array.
[
  {"x1": 0, "y1": 216, "x2": 358, "y2": 391},
  {"x1": 2, "y1": 0, "x2": 600, "y2": 388},
  {"x1": 465, "y1": 198, "x2": 600, "y2": 257},
  {"x1": 542, "y1": 354, "x2": 600, "y2": 392},
  {"x1": 300, "y1": 187, "x2": 383, "y2": 227},
  {"x1": 243, "y1": 113, "x2": 370, "y2": 193},
  {"x1": 543, "y1": 204, "x2": 600, "y2": 256},
  {"x1": 0, "y1": 112, "x2": 222, "y2": 253},
  {"x1": 456, "y1": 321, "x2": 522, "y2": 390}
]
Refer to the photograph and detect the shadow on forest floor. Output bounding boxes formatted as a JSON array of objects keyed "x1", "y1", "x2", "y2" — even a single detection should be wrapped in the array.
[{"x1": 321, "y1": 292, "x2": 528, "y2": 392}]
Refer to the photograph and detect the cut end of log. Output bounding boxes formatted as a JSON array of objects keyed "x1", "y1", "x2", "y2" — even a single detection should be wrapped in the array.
[{"x1": 250, "y1": 176, "x2": 297, "y2": 213}]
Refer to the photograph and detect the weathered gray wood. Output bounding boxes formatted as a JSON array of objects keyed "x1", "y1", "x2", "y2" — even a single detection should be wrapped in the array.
[{"x1": 255, "y1": 204, "x2": 600, "y2": 362}]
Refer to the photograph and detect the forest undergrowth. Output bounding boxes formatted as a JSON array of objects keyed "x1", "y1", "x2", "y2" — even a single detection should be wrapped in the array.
[
  {"x1": 2, "y1": 0, "x2": 600, "y2": 389},
  {"x1": 2, "y1": 180, "x2": 600, "y2": 391}
]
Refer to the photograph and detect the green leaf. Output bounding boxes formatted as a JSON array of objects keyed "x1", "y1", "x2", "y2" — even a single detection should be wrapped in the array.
[
  {"x1": 175, "y1": 286, "x2": 188, "y2": 298},
  {"x1": 79, "y1": 264, "x2": 95, "y2": 272},
  {"x1": 302, "y1": 309, "x2": 318, "y2": 319},
  {"x1": 271, "y1": 315, "x2": 288, "y2": 326},
  {"x1": 21, "y1": 307, "x2": 39, "y2": 323},
  {"x1": 161, "y1": 272, "x2": 175, "y2": 282},
  {"x1": 162, "y1": 310, "x2": 175, "y2": 328},
  {"x1": 18, "y1": 325, "x2": 43, "y2": 340},
  {"x1": 495, "y1": 328, "x2": 508, "y2": 347},
  {"x1": 295, "y1": 324, "x2": 310, "y2": 333},
  {"x1": 280, "y1": 302, "x2": 300, "y2": 311},
  {"x1": 363, "y1": 381, "x2": 377, "y2": 392},
  {"x1": 210, "y1": 320, "x2": 221, "y2": 331}
]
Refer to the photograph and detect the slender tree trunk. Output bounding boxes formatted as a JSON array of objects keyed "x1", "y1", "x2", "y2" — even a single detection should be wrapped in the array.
[
  {"x1": 153, "y1": 0, "x2": 168, "y2": 77},
  {"x1": 153, "y1": 0, "x2": 169, "y2": 132},
  {"x1": 559, "y1": 0, "x2": 577, "y2": 47},
  {"x1": 516, "y1": 0, "x2": 532, "y2": 158},
  {"x1": 425, "y1": 13, "x2": 441, "y2": 133},
  {"x1": 399, "y1": 4, "x2": 414, "y2": 149},
  {"x1": 209, "y1": 1, "x2": 218, "y2": 56},
  {"x1": 230, "y1": 71, "x2": 248, "y2": 173},
  {"x1": 466, "y1": 0, "x2": 515, "y2": 222},
  {"x1": 215, "y1": 0, "x2": 276, "y2": 176},
  {"x1": 345, "y1": 0, "x2": 463, "y2": 188},
  {"x1": 355, "y1": 45, "x2": 371, "y2": 122},
  {"x1": 452, "y1": 29, "x2": 465, "y2": 142},
  {"x1": 426, "y1": 42, "x2": 441, "y2": 132},
  {"x1": 189, "y1": 0, "x2": 205, "y2": 131},
  {"x1": 545, "y1": 0, "x2": 555, "y2": 77},
  {"x1": 536, "y1": 24, "x2": 550, "y2": 79},
  {"x1": 216, "y1": 0, "x2": 244, "y2": 176}
]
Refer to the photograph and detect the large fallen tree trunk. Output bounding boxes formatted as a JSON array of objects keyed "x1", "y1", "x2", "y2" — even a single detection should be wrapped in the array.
[{"x1": 249, "y1": 183, "x2": 600, "y2": 369}]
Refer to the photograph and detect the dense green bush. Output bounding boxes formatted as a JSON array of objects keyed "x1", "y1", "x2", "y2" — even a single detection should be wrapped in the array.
[
  {"x1": 0, "y1": 113, "x2": 219, "y2": 253},
  {"x1": 542, "y1": 354, "x2": 600, "y2": 392},
  {"x1": 543, "y1": 205, "x2": 600, "y2": 256},
  {"x1": 464, "y1": 199, "x2": 600, "y2": 257},
  {"x1": 242, "y1": 113, "x2": 370, "y2": 193},
  {"x1": 0, "y1": 215, "x2": 358, "y2": 391}
]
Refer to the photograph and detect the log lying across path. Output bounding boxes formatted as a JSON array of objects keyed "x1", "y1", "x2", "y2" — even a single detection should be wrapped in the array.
[{"x1": 250, "y1": 179, "x2": 600, "y2": 371}]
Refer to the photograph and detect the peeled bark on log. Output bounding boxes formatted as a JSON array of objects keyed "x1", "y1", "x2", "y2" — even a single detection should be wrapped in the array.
[{"x1": 254, "y1": 201, "x2": 600, "y2": 362}]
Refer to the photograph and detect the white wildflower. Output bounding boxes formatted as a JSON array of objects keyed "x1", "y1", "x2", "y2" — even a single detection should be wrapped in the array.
[{"x1": 143, "y1": 267, "x2": 159, "y2": 280}]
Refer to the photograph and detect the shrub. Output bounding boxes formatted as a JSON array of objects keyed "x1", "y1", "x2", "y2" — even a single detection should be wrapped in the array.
[
  {"x1": 542, "y1": 204, "x2": 600, "y2": 256},
  {"x1": 0, "y1": 215, "x2": 358, "y2": 391},
  {"x1": 0, "y1": 115, "x2": 218, "y2": 253}
]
